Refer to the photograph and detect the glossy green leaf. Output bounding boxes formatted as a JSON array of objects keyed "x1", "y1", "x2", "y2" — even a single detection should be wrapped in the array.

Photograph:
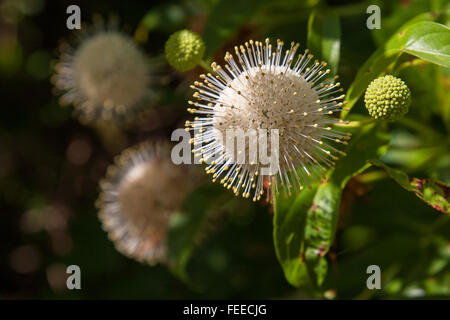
[
  {"x1": 273, "y1": 186, "x2": 317, "y2": 287},
  {"x1": 304, "y1": 182, "x2": 340, "y2": 286},
  {"x1": 302, "y1": 123, "x2": 390, "y2": 285},
  {"x1": 370, "y1": 0, "x2": 442, "y2": 46},
  {"x1": 369, "y1": 159, "x2": 450, "y2": 214},
  {"x1": 274, "y1": 123, "x2": 390, "y2": 287},
  {"x1": 343, "y1": 21, "x2": 450, "y2": 117},
  {"x1": 307, "y1": 10, "x2": 341, "y2": 74}
]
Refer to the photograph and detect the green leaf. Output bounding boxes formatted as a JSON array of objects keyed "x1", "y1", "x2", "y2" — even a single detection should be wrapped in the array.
[
  {"x1": 167, "y1": 184, "x2": 224, "y2": 283},
  {"x1": 307, "y1": 10, "x2": 341, "y2": 74},
  {"x1": 369, "y1": 1, "x2": 439, "y2": 46},
  {"x1": 343, "y1": 21, "x2": 450, "y2": 117},
  {"x1": 369, "y1": 160, "x2": 450, "y2": 214},
  {"x1": 273, "y1": 123, "x2": 390, "y2": 287},
  {"x1": 273, "y1": 186, "x2": 317, "y2": 287},
  {"x1": 304, "y1": 182, "x2": 340, "y2": 286},
  {"x1": 302, "y1": 123, "x2": 390, "y2": 285}
]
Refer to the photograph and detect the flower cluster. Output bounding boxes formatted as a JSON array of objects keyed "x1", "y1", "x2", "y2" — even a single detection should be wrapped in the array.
[
  {"x1": 185, "y1": 39, "x2": 350, "y2": 201},
  {"x1": 165, "y1": 29, "x2": 205, "y2": 72},
  {"x1": 364, "y1": 75, "x2": 411, "y2": 121}
]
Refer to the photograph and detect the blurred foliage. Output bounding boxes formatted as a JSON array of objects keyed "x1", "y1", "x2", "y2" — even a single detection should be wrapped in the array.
[
  {"x1": 0, "y1": 0, "x2": 449, "y2": 300},
  {"x1": 307, "y1": 10, "x2": 341, "y2": 75}
]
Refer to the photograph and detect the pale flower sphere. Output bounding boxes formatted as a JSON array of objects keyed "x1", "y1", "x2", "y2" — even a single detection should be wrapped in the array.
[
  {"x1": 96, "y1": 143, "x2": 192, "y2": 265},
  {"x1": 53, "y1": 29, "x2": 153, "y2": 124},
  {"x1": 74, "y1": 32, "x2": 149, "y2": 108},
  {"x1": 186, "y1": 39, "x2": 350, "y2": 201}
]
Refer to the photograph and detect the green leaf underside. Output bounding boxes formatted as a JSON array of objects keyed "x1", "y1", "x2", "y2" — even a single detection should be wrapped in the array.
[
  {"x1": 307, "y1": 10, "x2": 341, "y2": 75},
  {"x1": 343, "y1": 21, "x2": 450, "y2": 118},
  {"x1": 304, "y1": 182, "x2": 339, "y2": 286},
  {"x1": 369, "y1": 160, "x2": 450, "y2": 214},
  {"x1": 274, "y1": 124, "x2": 390, "y2": 287}
]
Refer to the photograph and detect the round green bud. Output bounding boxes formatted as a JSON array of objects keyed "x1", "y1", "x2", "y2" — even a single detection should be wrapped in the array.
[
  {"x1": 165, "y1": 30, "x2": 205, "y2": 72},
  {"x1": 364, "y1": 75, "x2": 411, "y2": 121}
]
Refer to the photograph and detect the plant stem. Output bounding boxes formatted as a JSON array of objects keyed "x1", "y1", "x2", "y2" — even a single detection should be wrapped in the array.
[
  {"x1": 358, "y1": 170, "x2": 387, "y2": 184},
  {"x1": 335, "y1": 118, "x2": 375, "y2": 128},
  {"x1": 199, "y1": 60, "x2": 214, "y2": 73},
  {"x1": 95, "y1": 123, "x2": 128, "y2": 154},
  {"x1": 393, "y1": 59, "x2": 428, "y2": 75}
]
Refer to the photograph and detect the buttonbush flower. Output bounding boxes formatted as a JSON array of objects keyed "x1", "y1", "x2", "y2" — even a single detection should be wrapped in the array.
[
  {"x1": 364, "y1": 75, "x2": 411, "y2": 121},
  {"x1": 185, "y1": 38, "x2": 350, "y2": 201},
  {"x1": 96, "y1": 142, "x2": 192, "y2": 265},
  {"x1": 165, "y1": 29, "x2": 205, "y2": 72},
  {"x1": 52, "y1": 20, "x2": 154, "y2": 125}
]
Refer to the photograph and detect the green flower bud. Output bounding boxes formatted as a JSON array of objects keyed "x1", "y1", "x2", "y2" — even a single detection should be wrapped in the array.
[
  {"x1": 364, "y1": 75, "x2": 411, "y2": 121},
  {"x1": 165, "y1": 30, "x2": 205, "y2": 72}
]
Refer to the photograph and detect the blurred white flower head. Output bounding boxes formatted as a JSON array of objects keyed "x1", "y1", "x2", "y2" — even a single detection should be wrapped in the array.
[
  {"x1": 52, "y1": 18, "x2": 154, "y2": 125},
  {"x1": 96, "y1": 142, "x2": 193, "y2": 265}
]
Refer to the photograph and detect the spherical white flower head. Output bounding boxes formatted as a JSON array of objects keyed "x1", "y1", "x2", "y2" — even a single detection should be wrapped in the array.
[
  {"x1": 96, "y1": 143, "x2": 191, "y2": 265},
  {"x1": 186, "y1": 39, "x2": 350, "y2": 201},
  {"x1": 53, "y1": 30, "x2": 153, "y2": 124},
  {"x1": 74, "y1": 32, "x2": 149, "y2": 107}
]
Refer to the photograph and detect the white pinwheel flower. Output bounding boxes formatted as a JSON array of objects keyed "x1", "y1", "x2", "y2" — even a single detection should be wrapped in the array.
[{"x1": 186, "y1": 38, "x2": 350, "y2": 201}]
